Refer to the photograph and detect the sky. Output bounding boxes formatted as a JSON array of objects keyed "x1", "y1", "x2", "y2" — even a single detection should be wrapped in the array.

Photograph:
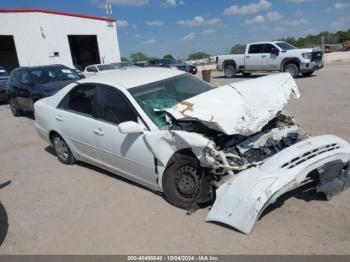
[{"x1": 1, "y1": 0, "x2": 350, "y2": 59}]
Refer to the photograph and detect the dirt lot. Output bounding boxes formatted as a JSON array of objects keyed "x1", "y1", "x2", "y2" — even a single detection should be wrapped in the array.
[{"x1": 0, "y1": 63, "x2": 349, "y2": 254}]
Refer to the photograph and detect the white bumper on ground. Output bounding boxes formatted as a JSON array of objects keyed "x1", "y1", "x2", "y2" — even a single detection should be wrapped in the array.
[{"x1": 206, "y1": 135, "x2": 350, "y2": 234}]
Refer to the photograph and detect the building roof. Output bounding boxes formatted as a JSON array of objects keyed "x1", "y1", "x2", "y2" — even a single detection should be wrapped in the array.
[
  {"x1": 0, "y1": 8, "x2": 116, "y2": 22},
  {"x1": 80, "y1": 67, "x2": 185, "y2": 89}
]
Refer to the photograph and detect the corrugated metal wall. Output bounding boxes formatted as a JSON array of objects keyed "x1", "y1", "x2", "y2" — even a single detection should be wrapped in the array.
[{"x1": 0, "y1": 12, "x2": 121, "y2": 68}]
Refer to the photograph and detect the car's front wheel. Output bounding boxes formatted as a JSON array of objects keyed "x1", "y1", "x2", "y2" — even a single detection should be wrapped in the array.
[
  {"x1": 52, "y1": 134, "x2": 76, "y2": 165},
  {"x1": 283, "y1": 63, "x2": 299, "y2": 78},
  {"x1": 9, "y1": 98, "x2": 23, "y2": 117},
  {"x1": 162, "y1": 155, "x2": 211, "y2": 210}
]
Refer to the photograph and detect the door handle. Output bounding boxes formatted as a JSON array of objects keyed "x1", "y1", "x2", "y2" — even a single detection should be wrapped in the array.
[
  {"x1": 94, "y1": 128, "x2": 104, "y2": 136},
  {"x1": 55, "y1": 115, "x2": 63, "y2": 122}
]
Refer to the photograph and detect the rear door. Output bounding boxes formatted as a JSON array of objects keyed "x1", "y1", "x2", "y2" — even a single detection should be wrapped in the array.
[
  {"x1": 92, "y1": 84, "x2": 157, "y2": 187},
  {"x1": 15, "y1": 69, "x2": 35, "y2": 110},
  {"x1": 245, "y1": 44, "x2": 265, "y2": 70},
  {"x1": 56, "y1": 83, "x2": 100, "y2": 164}
]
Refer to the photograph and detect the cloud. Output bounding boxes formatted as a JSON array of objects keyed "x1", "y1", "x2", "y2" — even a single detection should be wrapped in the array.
[
  {"x1": 95, "y1": 0, "x2": 149, "y2": 6},
  {"x1": 135, "y1": 34, "x2": 141, "y2": 38},
  {"x1": 117, "y1": 20, "x2": 129, "y2": 27},
  {"x1": 243, "y1": 11, "x2": 282, "y2": 25},
  {"x1": 224, "y1": 0, "x2": 271, "y2": 16},
  {"x1": 146, "y1": 20, "x2": 163, "y2": 26},
  {"x1": 334, "y1": 2, "x2": 349, "y2": 10},
  {"x1": 182, "y1": 32, "x2": 196, "y2": 41},
  {"x1": 202, "y1": 29, "x2": 215, "y2": 34},
  {"x1": 286, "y1": 18, "x2": 308, "y2": 26},
  {"x1": 161, "y1": 0, "x2": 184, "y2": 7},
  {"x1": 142, "y1": 39, "x2": 156, "y2": 44},
  {"x1": 286, "y1": 0, "x2": 307, "y2": 3},
  {"x1": 265, "y1": 11, "x2": 282, "y2": 21},
  {"x1": 177, "y1": 16, "x2": 221, "y2": 26},
  {"x1": 330, "y1": 21, "x2": 345, "y2": 27}
]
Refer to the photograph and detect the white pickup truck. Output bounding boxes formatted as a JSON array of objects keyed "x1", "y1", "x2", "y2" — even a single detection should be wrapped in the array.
[{"x1": 216, "y1": 41, "x2": 323, "y2": 78}]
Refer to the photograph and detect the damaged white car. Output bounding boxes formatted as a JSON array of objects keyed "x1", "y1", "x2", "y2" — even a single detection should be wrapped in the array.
[{"x1": 34, "y1": 67, "x2": 350, "y2": 234}]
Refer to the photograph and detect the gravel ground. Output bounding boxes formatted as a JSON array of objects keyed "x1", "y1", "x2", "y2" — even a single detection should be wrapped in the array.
[{"x1": 0, "y1": 63, "x2": 349, "y2": 254}]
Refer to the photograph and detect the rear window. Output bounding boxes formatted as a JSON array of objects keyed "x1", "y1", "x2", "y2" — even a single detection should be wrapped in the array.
[{"x1": 97, "y1": 64, "x2": 116, "y2": 71}]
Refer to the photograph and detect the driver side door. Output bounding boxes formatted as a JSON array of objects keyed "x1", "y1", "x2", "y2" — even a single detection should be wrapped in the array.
[{"x1": 92, "y1": 84, "x2": 157, "y2": 188}]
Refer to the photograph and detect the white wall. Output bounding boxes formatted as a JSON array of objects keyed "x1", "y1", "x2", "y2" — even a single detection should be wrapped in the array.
[{"x1": 0, "y1": 12, "x2": 121, "y2": 68}]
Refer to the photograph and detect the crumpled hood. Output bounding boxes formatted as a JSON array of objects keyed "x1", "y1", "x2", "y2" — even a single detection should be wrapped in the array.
[{"x1": 164, "y1": 73, "x2": 300, "y2": 136}]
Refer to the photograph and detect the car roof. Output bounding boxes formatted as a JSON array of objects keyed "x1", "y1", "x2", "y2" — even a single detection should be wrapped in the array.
[
  {"x1": 248, "y1": 41, "x2": 286, "y2": 45},
  {"x1": 79, "y1": 67, "x2": 185, "y2": 89},
  {"x1": 15, "y1": 64, "x2": 67, "y2": 70}
]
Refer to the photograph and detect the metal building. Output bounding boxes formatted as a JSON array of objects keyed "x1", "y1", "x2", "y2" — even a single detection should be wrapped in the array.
[{"x1": 0, "y1": 9, "x2": 121, "y2": 70}]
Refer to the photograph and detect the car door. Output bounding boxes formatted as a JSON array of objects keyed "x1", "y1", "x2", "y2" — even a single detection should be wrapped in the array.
[
  {"x1": 16, "y1": 69, "x2": 37, "y2": 110},
  {"x1": 92, "y1": 84, "x2": 157, "y2": 187},
  {"x1": 245, "y1": 44, "x2": 264, "y2": 71},
  {"x1": 261, "y1": 44, "x2": 281, "y2": 70},
  {"x1": 56, "y1": 83, "x2": 100, "y2": 164}
]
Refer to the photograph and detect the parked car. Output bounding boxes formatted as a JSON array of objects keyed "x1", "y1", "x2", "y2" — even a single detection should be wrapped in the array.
[
  {"x1": 6, "y1": 64, "x2": 81, "y2": 116},
  {"x1": 34, "y1": 67, "x2": 350, "y2": 234},
  {"x1": 145, "y1": 59, "x2": 197, "y2": 74},
  {"x1": 0, "y1": 66, "x2": 10, "y2": 103},
  {"x1": 70, "y1": 67, "x2": 85, "y2": 79},
  {"x1": 216, "y1": 41, "x2": 324, "y2": 78},
  {"x1": 111, "y1": 62, "x2": 134, "y2": 68},
  {"x1": 84, "y1": 64, "x2": 117, "y2": 77}
]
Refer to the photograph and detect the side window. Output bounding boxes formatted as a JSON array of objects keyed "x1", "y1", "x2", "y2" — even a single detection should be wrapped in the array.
[
  {"x1": 86, "y1": 66, "x2": 97, "y2": 72},
  {"x1": 248, "y1": 44, "x2": 264, "y2": 54},
  {"x1": 13, "y1": 70, "x2": 23, "y2": 82},
  {"x1": 98, "y1": 86, "x2": 138, "y2": 124},
  {"x1": 264, "y1": 44, "x2": 278, "y2": 53},
  {"x1": 62, "y1": 84, "x2": 96, "y2": 116}
]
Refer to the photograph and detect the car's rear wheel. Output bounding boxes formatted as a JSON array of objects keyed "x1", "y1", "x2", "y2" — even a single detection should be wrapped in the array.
[
  {"x1": 162, "y1": 155, "x2": 211, "y2": 210},
  {"x1": 224, "y1": 65, "x2": 236, "y2": 78},
  {"x1": 302, "y1": 71, "x2": 314, "y2": 77},
  {"x1": 52, "y1": 134, "x2": 76, "y2": 165},
  {"x1": 9, "y1": 98, "x2": 23, "y2": 117},
  {"x1": 283, "y1": 63, "x2": 299, "y2": 78}
]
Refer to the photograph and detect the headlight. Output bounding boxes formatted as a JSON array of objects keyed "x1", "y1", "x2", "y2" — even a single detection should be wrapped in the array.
[{"x1": 302, "y1": 52, "x2": 312, "y2": 60}]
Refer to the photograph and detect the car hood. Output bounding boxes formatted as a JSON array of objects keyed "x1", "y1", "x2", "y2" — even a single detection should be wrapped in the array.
[
  {"x1": 288, "y1": 47, "x2": 321, "y2": 54},
  {"x1": 36, "y1": 80, "x2": 76, "y2": 94},
  {"x1": 164, "y1": 73, "x2": 300, "y2": 136}
]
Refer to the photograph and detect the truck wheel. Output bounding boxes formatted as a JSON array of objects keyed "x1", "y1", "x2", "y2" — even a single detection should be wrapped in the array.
[
  {"x1": 162, "y1": 156, "x2": 211, "y2": 210},
  {"x1": 283, "y1": 63, "x2": 299, "y2": 78},
  {"x1": 9, "y1": 98, "x2": 23, "y2": 117},
  {"x1": 302, "y1": 71, "x2": 314, "y2": 77},
  {"x1": 224, "y1": 65, "x2": 236, "y2": 78}
]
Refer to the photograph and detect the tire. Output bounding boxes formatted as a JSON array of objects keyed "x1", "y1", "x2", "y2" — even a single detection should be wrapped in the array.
[
  {"x1": 51, "y1": 134, "x2": 76, "y2": 165},
  {"x1": 302, "y1": 71, "x2": 314, "y2": 77},
  {"x1": 224, "y1": 65, "x2": 236, "y2": 78},
  {"x1": 9, "y1": 98, "x2": 23, "y2": 117},
  {"x1": 283, "y1": 63, "x2": 299, "y2": 78},
  {"x1": 242, "y1": 72, "x2": 252, "y2": 77},
  {"x1": 162, "y1": 155, "x2": 211, "y2": 210}
]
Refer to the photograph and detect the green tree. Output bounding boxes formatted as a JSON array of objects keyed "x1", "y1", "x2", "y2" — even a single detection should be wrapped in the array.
[
  {"x1": 130, "y1": 52, "x2": 149, "y2": 62},
  {"x1": 230, "y1": 44, "x2": 246, "y2": 54},
  {"x1": 163, "y1": 54, "x2": 175, "y2": 60},
  {"x1": 187, "y1": 52, "x2": 210, "y2": 60}
]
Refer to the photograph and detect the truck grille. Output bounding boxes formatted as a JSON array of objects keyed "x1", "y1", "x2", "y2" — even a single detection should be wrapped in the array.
[
  {"x1": 281, "y1": 143, "x2": 340, "y2": 169},
  {"x1": 311, "y1": 51, "x2": 323, "y2": 62}
]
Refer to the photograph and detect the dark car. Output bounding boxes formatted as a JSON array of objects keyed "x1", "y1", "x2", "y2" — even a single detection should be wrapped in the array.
[
  {"x1": 145, "y1": 59, "x2": 197, "y2": 74},
  {"x1": 0, "y1": 66, "x2": 10, "y2": 103},
  {"x1": 7, "y1": 64, "x2": 81, "y2": 116}
]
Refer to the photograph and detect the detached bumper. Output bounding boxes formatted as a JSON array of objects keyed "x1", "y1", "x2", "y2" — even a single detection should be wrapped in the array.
[{"x1": 206, "y1": 135, "x2": 350, "y2": 234}]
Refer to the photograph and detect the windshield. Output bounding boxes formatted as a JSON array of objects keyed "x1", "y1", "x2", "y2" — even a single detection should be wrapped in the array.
[
  {"x1": 129, "y1": 74, "x2": 213, "y2": 128},
  {"x1": 161, "y1": 59, "x2": 177, "y2": 65},
  {"x1": 0, "y1": 68, "x2": 9, "y2": 77},
  {"x1": 30, "y1": 66, "x2": 80, "y2": 83},
  {"x1": 276, "y1": 42, "x2": 297, "y2": 50},
  {"x1": 97, "y1": 64, "x2": 117, "y2": 71}
]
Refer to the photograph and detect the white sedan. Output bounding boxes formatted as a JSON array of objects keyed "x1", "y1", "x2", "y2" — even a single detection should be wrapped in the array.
[{"x1": 34, "y1": 67, "x2": 350, "y2": 234}]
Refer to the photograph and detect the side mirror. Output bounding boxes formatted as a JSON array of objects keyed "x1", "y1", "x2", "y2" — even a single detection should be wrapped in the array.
[
  {"x1": 271, "y1": 48, "x2": 279, "y2": 56},
  {"x1": 118, "y1": 121, "x2": 144, "y2": 134}
]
